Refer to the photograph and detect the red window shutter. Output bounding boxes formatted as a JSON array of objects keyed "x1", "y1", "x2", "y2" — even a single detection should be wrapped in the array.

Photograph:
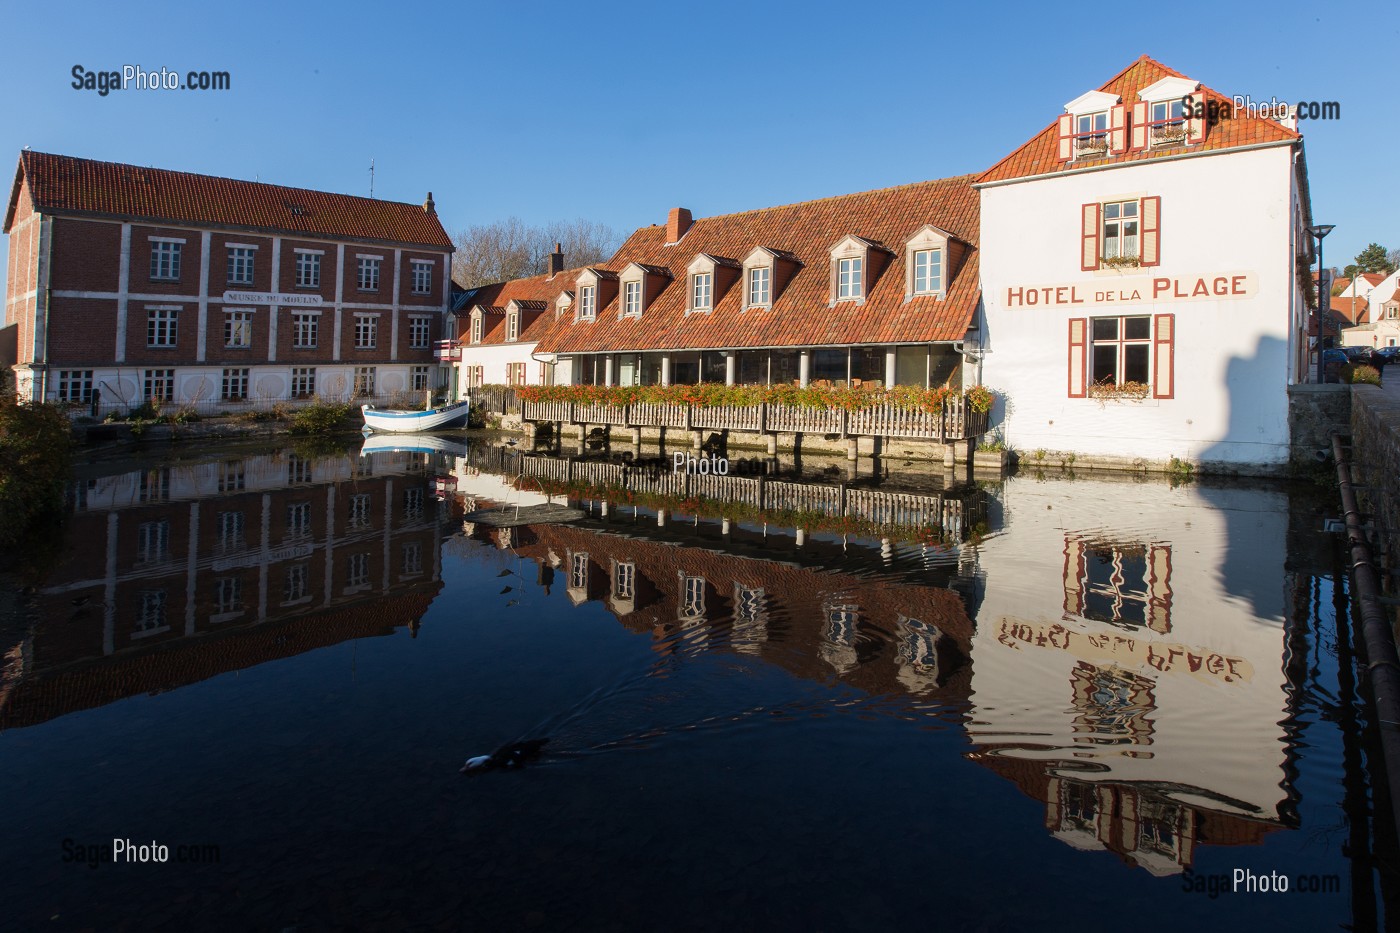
[
  {"x1": 1153, "y1": 313, "x2": 1175, "y2": 398},
  {"x1": 1140, "y1": 196, "x2": 1161, "y2": 267},
  {"x1": 1109, "y1": 104, "x2": 1128, "y2": 154},
  {"x1": 1186, "y1": 90, "x2": 1208, "y2": 144},
  {"x1": 1057, "y1": 114, "x2": 1074, "y2": 161},
  {"x1": 1068, "y1": 318, "x2": 1088, "y2": 398},
  {"x1": 1130, "y1": 102, "x2": 1149, "y2": 151},
  {"x1": 1081, "y1": 203, "x2": 1101, "y2": 271}
]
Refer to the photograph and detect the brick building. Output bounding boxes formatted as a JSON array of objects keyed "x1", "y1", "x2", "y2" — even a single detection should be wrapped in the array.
[{"x1": 3, "y1": 151, "x2": 455, "y2": 407}]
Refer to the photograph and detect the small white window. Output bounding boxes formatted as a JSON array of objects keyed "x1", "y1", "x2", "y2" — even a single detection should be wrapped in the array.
[
  {"x1": 221, "y1": 368, "x2": 249, "y2": 401},
  {"x1": 218, "y1": 510, "x2": 244, "y2": 550},
  {"x1": 1148, "y1": 98, "x2": 1187, "y2": 146},
  {"x1": 913, "y1": 249, "x2": 942, "y2": 295},
  {"x1": 58, "y1": 370, "x2": 93, "y2": 403},
  {"x1": 147, "y1": 308, "x2": 178, "y2": 347},
  {"x1": 1074, "y1": 111, "x2": 1110, "y2": 158},
  {"x1": 227, "y1": 247, "x2": 254, "y2": 285},
  {"x1": 143, "y1": 369, "x2": 174, "y2": 401},
  {"x1": 411, "y1": 365, "x2": 430, "y2": 391},
  {"x1": 623, "y1": 280, "x2": 642, "y2": 316},
  {"x1": 402, "y1": 542, "x2": 423, "y2": 575},
  {"x1": 150, "y1": 241, "x2": 181, "y2": 280},
  {"x1": 579, "y1": 286, "x2": 597, "y2": 321},
  {"x1": 215, "y1": 578, "x2": 242, "y2": 614},
  {"x1": 138, "y1": 521, "x2": 169, "y2": 561},
  {"x1": 680, "y1": 575, "x2": 706, "y2": 621},
  {"x1": 349, "y1": 493, "x2": 372, "y2": 528},
  {"x1": 411, "y1": 317, "x2": 431, "y2": 348},
  {"x1": 224, "y1": 310, "x2": 253, "y2": 348},
  {"x1": 346, "y1": 553, "x2": 370, "y2": 588},
  {"x1": 691, "y1": 273, "x2": 713, "y2": 311},
  {"x1": 471, "y1": 313, "x2": 484, "y2": 343},
  {"x1": 748, "y1": 267, "x2": 770, "y2": 307},
  {"x1": 291, "y1": 367, "x2": 316, "y2": 398},
  {"x1": 837, "y1": 257, "x2": 863, "y2": 300},
  {"x1": 284, "y1": 564, "x2": 308, "y2": 602},
  {"x1": 292, "y1": 314, "x2": 318, "y2": 349},
  {"x1": 136, "y1": 590, "x2": 168, "y2": 635},
  {"x1": 286, "y1": 501, "x2": 312, "y2": 537},
  {"x1": 355, "y1": 315, "x2": 377, "y2": 349},
  {"x1": 411, "y1": 260, "x2": 433, "y2": 295},
  {"x1": 506, "y1": 312, "x2": 520, "y2": 341},
  {"x1": 1102, "y1": 201, "x2": 1140, "y2": 260},
  {"x1": 358, "y1": 257, "x2": 381, "y2": 290},
  {"x1": 353, "y1": 366, "x2": 377, "y2": 397},
  {"x1": 615, "y1": 562, "x2": 636, "y2": 600},
  {"x1": 295, "y1": 252, "x2": 321, "y2": 288}
]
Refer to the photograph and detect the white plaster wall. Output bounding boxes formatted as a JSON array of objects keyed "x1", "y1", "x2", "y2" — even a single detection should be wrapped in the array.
[
  {"x1": 456, "y1": 341, "x2": 541, "y2": 395},
  {"x1": 979, "y1": 145, "x2": 1301, "y2": 466},
  {"x1": 965, "y1": 475, "x2": 1291, "y2": 822}
]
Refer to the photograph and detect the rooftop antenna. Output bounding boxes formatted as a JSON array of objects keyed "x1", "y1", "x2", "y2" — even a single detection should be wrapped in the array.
[{"x1": 369, "y1": 158, "x2": 375, "y2": 198}]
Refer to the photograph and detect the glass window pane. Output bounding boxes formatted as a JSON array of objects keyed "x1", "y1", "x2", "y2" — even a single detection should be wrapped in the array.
[
  {"x1": 1092, "y1": 345, "x2": 1118, "y2": 384},
  {"x1": 1124, "y1": 344, "x2": 1150, "y2": 384},
  {"x1": 1124, "y1": 316, "x2": 1151, "y2": 340},
  {"x1": 1092, "y1": 318, "x2": 1119, "y2": 340}
]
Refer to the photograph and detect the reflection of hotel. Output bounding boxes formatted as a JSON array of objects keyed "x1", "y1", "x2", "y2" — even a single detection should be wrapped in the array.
[
  {"x1": 965, "y1": 476, "x2": 1296, "y2": 874},
  {"x1": 0, "y1": 449, "x2": 444, "y2": 729}
]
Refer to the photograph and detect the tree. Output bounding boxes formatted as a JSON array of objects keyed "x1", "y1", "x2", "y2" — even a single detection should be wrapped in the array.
[
  {"x1": 1389, "y1": 248, "x2": 1400, "y2": 275},
  {"x1": 1353, "y1": 243, "x2": 1394, "y2": 276},
  {"x1": 452, "y1": 217, "x2": 625, "y2": 288}
]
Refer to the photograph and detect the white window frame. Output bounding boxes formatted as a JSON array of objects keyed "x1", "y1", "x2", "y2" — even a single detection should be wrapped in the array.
[
  {"x1": 747, "y1": 266, "x2": 770, "y2": 307},
  {"x1": 357, "y1": 256, "x2": 381, "y2": 291},
  {"x1": 354, "y1": 314, "x2": 378, "y2": 349},
  {"x1": 58, "y1": 370, "x2": 93, "y2": 403},
  {"x1": 227, "y1": 246, "x2": 255, "y2": 285},
  {"x1": 286, "y1": 501, "x2": 312, "y2": 538},
  {"x1": 913, "y1": 248, "x2": 942, "y2": 295},
  {"x1": 402, "y1": 541, "x2": 423, "y2": 576},
  {"x1": 291, "y1": 366, "x2": 316, "y2": 399},
  {"x1": 623, "y1": 280, "x2": 642, "y2": 317},
  {"x1": 292, "y1": 313, "x2": 318, "y2": 349},
  {"x1": 221, "y1": 368, "x2": 250, "y2": 401},
  {"x1": 837, "y1": 257, "x2": 863, "y2": 300},
  {"x1": 224, "y1": 309, "x2": 253, "y2": 349},
  {"x1": 506, "y1": 312, "x2": 519, "y2": 342},
  {"x1": 1074, "y1": 110, "x2": 1110, "y2": 159},
  {"x1": 353, "y1": 366, "x2": 377, "y2": 397},
  {"x1": 411, "y1": 260, "x2": 433, "y2": 295},
  {"x1": 218, "y1": 510, "x2": 244, "y2": 551},
  {"x1": 295, "y1": 251, "x2": 322, "y2": 288},
  {"x1": 471, "y1": 313, "x2": 484, "y2": 344},
  {"x1": 680, "y1": 574, "x2": 706, "y2": 621},
  {"x1": 218, "y1": 460, "x2": 246, "y2": 492},
  {"x1": 579, "y1": 286, "x2": 597, "y2": 321},
  {"x1": 1089, "y1": 314, "x2": 1153, "y2": 387},
  {"x1": 346, "y1": 552, "x2": 371, "y2": 588},
  {"x1": 1101, "y1": 200, "x2": 1140, "y2": 261},
  {"x1": 411, "y1": 364, "x2": 431, "y2": 392},
  {"x1": 691, "y1": 272, "x2": 713, "y2": 312},
  {"x1": 283, "y1": 563, "x2": 309, "y2": 604},
  {"x1": 410, "y1": 316, "x2": 432, "y2": 348},
  {"x1": 1147, "y1": 98, "x2": 1187, "y2": 147},
  {"x1": 135, "y1": 590, "x2": 169, "y2": 636},
  {"x1": 138, "y1": 520, "x2": 169, "y2": 562},
  {"x1": 150, "y1": 240, "x2": 182, "y2": 281},
  {"x1": 143, "y1": 369, "x2": 174, "y2": 401},
  {"x1": 215, "y1": 577, "x2": 243, "y2": 615},
  {"x1": 615, "y1": 561, "x2": 636, "y2": 600},
  {"x1": 349, "y1": 493, "x2": 372, "y2": 528},
  {"x1": 147, "y1": 307, "x2": 179, "y2": 347}
]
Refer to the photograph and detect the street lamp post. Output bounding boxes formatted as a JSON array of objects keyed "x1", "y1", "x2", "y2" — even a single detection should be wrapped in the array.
[{"x1": 1310, "y1": 224, "x2": 1335, "y2": 384}]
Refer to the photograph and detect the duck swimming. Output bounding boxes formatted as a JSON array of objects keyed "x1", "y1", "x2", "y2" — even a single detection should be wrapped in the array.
[{"x1": 460, "y1": 738, "x2": 549, "y2": 774}]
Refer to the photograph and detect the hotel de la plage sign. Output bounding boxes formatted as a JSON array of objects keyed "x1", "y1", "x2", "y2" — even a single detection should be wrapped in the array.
[
  {"x1": 1004, "y1": 271, "x2": 1258, "y2": 309},
  {"x1": 222, "y1": 290, "x2": 324, "y2": 307}
]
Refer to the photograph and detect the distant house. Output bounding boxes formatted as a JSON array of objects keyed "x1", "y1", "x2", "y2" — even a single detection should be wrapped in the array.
[{"x1": 1340, "y1": 285, "x2": 1400, "y2": 349}]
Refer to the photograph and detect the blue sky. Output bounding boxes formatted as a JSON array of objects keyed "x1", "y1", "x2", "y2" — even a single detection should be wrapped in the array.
[{"x1": 2, "y1": 0, "x2": 1396, "y2": 319}]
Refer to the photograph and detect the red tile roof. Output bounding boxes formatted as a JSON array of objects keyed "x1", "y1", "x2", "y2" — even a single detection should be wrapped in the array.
[
  {"x1": 532, "y1": 174, "x2": 981, "y2": 354},
  {"x1": 455, "y1": 267, "x2": 588, "y2": 347},
  {"x1": 1360, "y1": 272, "x2": 1386, "y2": 287},
  {"x1": 1331, "y1": 296, "x2": 1369, "y2": 326},
  {"x1": 4, "y1": 150, "x2": 454, "y2": 247},
  {"x1": 978, "y1": 56, "x2": 1300, "y2": 185}
]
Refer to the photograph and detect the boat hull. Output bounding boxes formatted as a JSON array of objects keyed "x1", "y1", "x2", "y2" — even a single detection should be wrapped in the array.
[{"x1": 361, "y1": 401, "x2": 471, "y2": 433}]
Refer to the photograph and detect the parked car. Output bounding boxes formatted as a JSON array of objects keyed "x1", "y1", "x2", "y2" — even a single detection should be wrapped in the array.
[
  {"x1": 1342, "y1": 346, "x2": 1382, "y2": 367},
  {"x1": 1374, "y1": 346, "x2": 1400, "y2": 365}
]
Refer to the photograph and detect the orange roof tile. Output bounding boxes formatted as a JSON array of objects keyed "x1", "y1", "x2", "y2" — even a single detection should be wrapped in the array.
[
  {"x1": 5, "y1": 151, "x2": 454, "y2": 247},
  {"x1": 978, "y1": 55, "x2": 1300, "y2": 185},
  {"x1": 1331, "y1": 296, "x2": 1370, "y2": 326},
  {"x1": 455, "y1": 267, "x2": 590, "y2": 347},
  {"x1": 532, "y1": 174, "x2": 981, "y2": 354}
]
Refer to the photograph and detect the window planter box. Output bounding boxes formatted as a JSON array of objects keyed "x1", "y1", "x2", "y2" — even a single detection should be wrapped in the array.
[
  {"x1": 1088, "y1": 380, "x2": 1150, "y2": 402},
  {"x1": 1150, "y1": 127, "x2": 1187, "y2": 144},
  {"x1": 1101, "y1": 254, "x2": 1141, "y2": 269},
  {"x1": 1075, "y1": 139, "x2": 1109, "y2": 157}
]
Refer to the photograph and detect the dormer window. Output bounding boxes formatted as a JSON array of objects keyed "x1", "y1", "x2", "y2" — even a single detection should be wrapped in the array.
[
  {"x1": 623, "y1": 281, "x2": 641, "y2": 316},
  {"x1": 579, "y1": 285, "x2": 596, "y2": 321},
  {"x1": 506, "y1": 310, "x2": 520, "y2": 341},
  {"x1": 616, "y1": 263, "x2": 669, "y2": 319},
  {"x1": 1147, "y1": 98, "x2": 1186, "y2": 146},
  {"x1": 837, "y1": 258, "x2": 863, "y2": 300},
  {"x1": 828, "y1": 235, "x2": 887, "y2": 306},
  {"x1": 691, "y1": 272, "x2": 713, "y2": 312},
  {"x1": 1074, "y1": 112, "x2": 1110, "y2": 158},
  {"x1": 556, "y1": 291, "x2": 574, "y2": 318},
  {"x1": 747, "y1": 267, "x2": 770, "y2": 307},
  {"x1": 741, "y1": 246, "x2": 798, "y2": 311},
  {"x1": 470, "y1": 312, "x2": 483, "y2": 344},
  {"x1": 913, "y1": 249, "x2": 942, "y2": 295}
]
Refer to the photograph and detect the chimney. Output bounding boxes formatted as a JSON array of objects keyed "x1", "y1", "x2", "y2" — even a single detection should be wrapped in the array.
[
  {"x1": 547, "y1": 242, "x2": 564, "y2": 278},
  {"x1": 423, "y1": 191, "x2": 436, "y2": 214},
  {"x1": 666, "y1": 207, "x2": 692, "y2": 244}
]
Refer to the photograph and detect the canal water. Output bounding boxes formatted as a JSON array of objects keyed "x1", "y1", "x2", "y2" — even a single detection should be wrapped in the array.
[{"x1": 0, "y1": 436, "x2": 1385, "y2": 930}]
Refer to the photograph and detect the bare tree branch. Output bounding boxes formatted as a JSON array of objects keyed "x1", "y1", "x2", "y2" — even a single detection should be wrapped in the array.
[{"x1": 452, "y1": 217, "x2": 625, "y2": 288}]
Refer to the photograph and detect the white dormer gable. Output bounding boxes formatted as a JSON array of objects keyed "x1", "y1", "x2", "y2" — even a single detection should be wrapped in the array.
[
  {"x1": 1137, "y1": 76, "x2": 1198, "y2": 102},
  {"x1": 1064, "y1": 90, "x2": 1121, "y2": 116},
  {"x1": 828, "y1": 235, "x2": 887, "y2": 306},
  {"x1": 617, "y1": 262, "x2": 670, "y2": 318},
  {"x1": 903, "y1": 224, "x2": 956, "y2": 301}
]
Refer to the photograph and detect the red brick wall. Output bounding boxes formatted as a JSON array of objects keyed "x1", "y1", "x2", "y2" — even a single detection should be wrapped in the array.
[
  {"x1": 278, "y1": 239, "x2": 338, "y2": 301},
  {"x1": 209, "y1": 232, "x2": 275, "y2": 294},
  {"x1": 7, "y1": 174, "x2": 38, "y2": 364},
  {"x1": 50, "y1": 218, "x2": 121, "y2": 292},
  {"x1": 46, "y1": 297, "x2": 119, "y2": 364},
  {"x1": 130, "y1": 224, "x2": 204, "y2": 298}
]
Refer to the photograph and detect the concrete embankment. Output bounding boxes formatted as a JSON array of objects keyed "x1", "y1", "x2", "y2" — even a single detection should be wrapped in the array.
[{"x1": 1349, "y1": 382, "x2": 1400, "y2": 612}]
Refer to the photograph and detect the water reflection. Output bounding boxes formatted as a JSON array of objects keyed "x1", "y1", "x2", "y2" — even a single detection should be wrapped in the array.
[
  {"x1": 0, "y1": 437, "x2": 1372, "y2": 929},
  {"x1": 3, "y1": 446, "x2": 444, "y2": 730}
]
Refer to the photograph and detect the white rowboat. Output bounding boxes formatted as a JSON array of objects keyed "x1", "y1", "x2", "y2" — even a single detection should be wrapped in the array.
[{"x1": 361, "y1": 399, "x2": 472, "y2": 433}]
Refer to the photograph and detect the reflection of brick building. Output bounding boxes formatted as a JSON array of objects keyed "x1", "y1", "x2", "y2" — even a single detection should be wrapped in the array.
[{"x1": 1, "y1": 450, "x2": 443, "y2": 730}]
